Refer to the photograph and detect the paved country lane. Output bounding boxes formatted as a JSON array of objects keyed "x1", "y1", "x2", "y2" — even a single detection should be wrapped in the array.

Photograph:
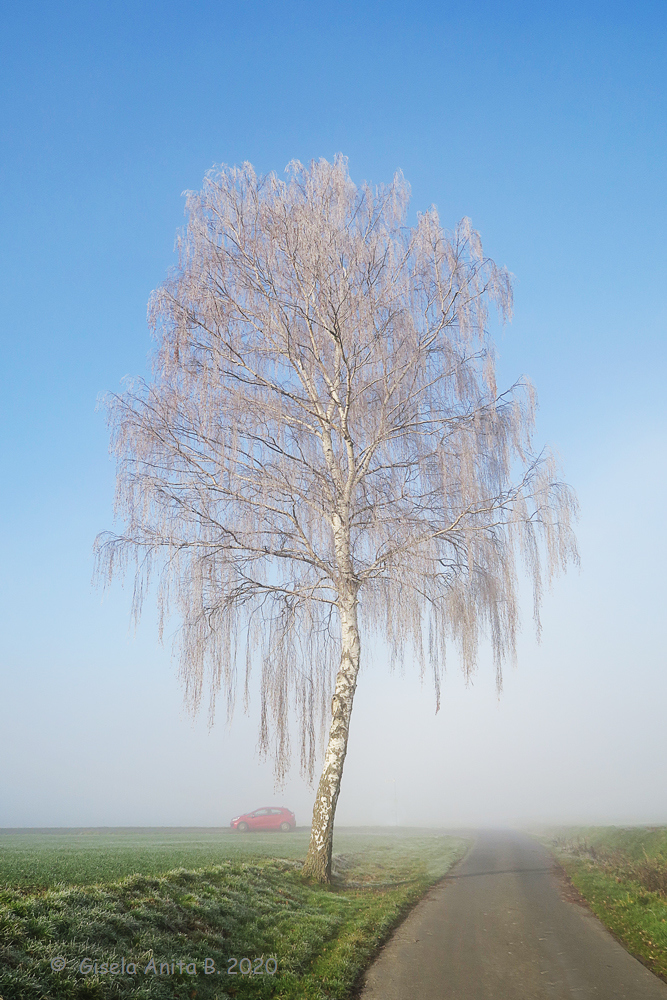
[{"x1": 361, "y1": 830, "x2": 667, "y2": 999}]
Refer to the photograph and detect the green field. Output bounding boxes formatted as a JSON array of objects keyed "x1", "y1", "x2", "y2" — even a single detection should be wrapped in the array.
[
  {"x1": 539, "y1": 826, "x2": 667, "y2": 983},
  {"x1": 0, "y1": 829, "x2": 312, "y2": 890},
  {"x1": 0, "y1": 827, "x2": 467, "y2": 1000}
]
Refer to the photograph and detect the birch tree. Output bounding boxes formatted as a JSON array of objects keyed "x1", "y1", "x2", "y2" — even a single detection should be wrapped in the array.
[{"x1": 96, "y1": 156, "x2": 578, "y2": 882}]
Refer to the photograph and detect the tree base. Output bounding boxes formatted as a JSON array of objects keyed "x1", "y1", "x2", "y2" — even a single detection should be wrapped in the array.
[{"x1": 302, "y1": 848, "x2": 332, "y2": 883}]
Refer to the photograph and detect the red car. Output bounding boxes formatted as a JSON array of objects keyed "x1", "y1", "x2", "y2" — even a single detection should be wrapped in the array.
[{"x1": 230, "y1": 807, "x2": 296, "y2": 832}]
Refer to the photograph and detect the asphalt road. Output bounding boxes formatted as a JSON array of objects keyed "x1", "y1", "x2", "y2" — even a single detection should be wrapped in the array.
[{"x1": 361, "y1": 830, "x2": 667, "y2": 999}]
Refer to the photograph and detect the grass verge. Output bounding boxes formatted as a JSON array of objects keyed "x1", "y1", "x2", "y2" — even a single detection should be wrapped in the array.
[
  {"x1": 0, "y1": 830, "x2": 467, "y2": 999},
  {"x1": 539, "y1": 826, "x2": 667, "y2": 984}
]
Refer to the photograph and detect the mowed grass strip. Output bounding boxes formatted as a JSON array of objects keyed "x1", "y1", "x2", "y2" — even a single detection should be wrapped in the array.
[
  {"x1": 540, "y1": 827, "x2": 667, "y2": 984},
  {"x1": 0, "y1": 831, "x2": 467, "y2": 999}
]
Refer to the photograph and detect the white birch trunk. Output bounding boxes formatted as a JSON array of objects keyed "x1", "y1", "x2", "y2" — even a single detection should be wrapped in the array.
[{"x1": 302, "y1": 588, "x2": 361, "y2": 882}]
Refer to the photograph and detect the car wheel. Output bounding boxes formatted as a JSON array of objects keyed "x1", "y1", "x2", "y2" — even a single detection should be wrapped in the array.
[
  {"x1": 237, "y1": 822, "x2": 249, "y2": 832},
  {"x1": 280, "y1": 822, "x2": 291, "y2": 832}
]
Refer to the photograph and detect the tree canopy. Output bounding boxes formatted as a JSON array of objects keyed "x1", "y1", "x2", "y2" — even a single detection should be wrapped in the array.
[{"x1": 96, "y1": 156, "x2": 578, "y2": 797}]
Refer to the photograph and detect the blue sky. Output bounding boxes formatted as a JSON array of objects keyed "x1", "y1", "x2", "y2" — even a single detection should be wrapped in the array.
[{"x1": 1, "y1": 0, "x2": 666, "y2": 828}]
